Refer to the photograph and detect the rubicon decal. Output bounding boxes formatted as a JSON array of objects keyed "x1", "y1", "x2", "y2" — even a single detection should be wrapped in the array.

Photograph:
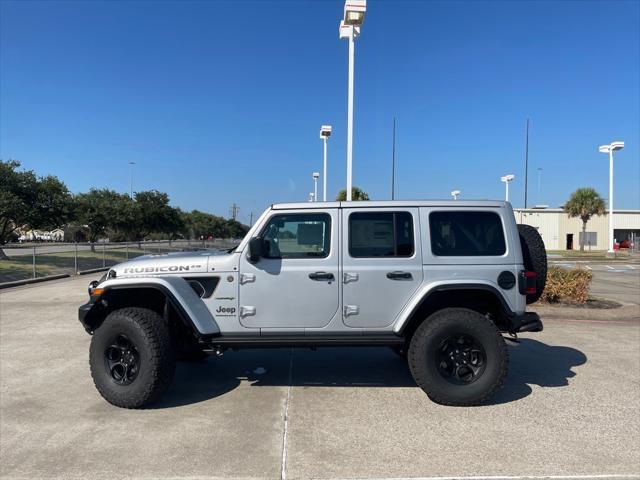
[{"x1": 123, "y1": 265, "x2": 202, "y2": 274}]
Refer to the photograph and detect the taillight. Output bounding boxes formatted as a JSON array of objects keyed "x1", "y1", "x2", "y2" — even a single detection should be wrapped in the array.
[{"x1": 519, "y1": 270, "x2": 537, "y2": 295}]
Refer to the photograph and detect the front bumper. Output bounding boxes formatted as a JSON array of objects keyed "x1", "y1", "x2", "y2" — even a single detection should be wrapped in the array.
[
  {"x1": 509, "y1": 311, "x2": 543, "y2": 333},
  {"x1": 79, "y1": 301, "x2": 98, "y2": 334}
]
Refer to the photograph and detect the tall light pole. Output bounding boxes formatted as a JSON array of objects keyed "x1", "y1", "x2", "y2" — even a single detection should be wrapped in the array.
[
  {"x1": 320, "y1": 125, "x2": 332, "y2": 201},
  {"x1": 339, "y1": 0, "x2": 366, "y2": 201},
  {"x1": 128, "y1": 161, "x2": 136, "y2": 198},
  {"x1": 501, "y1": 174, "x2": 515, "y2": 202},
  {"x1": 451, "y1": 190, "x2": 460, "y2": 200},
  {"x1": 599, "y1": 141, "x2": 624, "y2": 254},
  {"x1": 312, "y1": 172, "x2": 320, "y2": 202}
]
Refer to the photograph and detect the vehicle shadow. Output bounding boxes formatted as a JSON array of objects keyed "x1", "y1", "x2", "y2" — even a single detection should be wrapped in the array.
[
  {"x1": 488, "y1": 338, "x2": 587, "y2": 405},
  {"x1": 151, "y1": 340, "x2": 587, "y2": 408}
]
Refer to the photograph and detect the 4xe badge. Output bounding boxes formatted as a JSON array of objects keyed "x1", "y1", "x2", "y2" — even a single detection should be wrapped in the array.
[{"x1": 215, "y1": 306, "x2": 236, "y2": 316}]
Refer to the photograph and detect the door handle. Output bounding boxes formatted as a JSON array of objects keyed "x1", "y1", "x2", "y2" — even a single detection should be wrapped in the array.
[
  {"x1": 386, "y1": 271, "x2": 412, "y2": 280},
  {"x1": 309, "y1": 271, "x2": 335, "y2": 281}
]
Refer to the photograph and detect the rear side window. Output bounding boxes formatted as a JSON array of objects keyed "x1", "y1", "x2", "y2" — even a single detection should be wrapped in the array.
[
  {"x1": 429, "y1": 211, "x2": 506, "y2": 256},
  {"x1": 349, "y1": 212, "x2": 414, "y2": 257}
]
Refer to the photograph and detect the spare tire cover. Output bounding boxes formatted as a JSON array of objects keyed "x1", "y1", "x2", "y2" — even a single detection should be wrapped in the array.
[{"x1": 517, "y1": 224, "x2": 547, "y2": 304}]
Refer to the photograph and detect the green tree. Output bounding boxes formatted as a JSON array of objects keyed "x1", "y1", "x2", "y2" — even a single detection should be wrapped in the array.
[
  {"x1": 131, "y1": 191, "x2": 184, "y2": 240},
  {"x1": 335, "y1": 186, "x2": 370, "y2": 201},
  {"x1": 0, "y1": 160, "x2": 71, "y2": 258},
  {"x1": 564, "y1": 187, "x2": 606, "y2": 252},
  {"x1": 74, "y1": 189, "x2": 130, "y2": 250}
]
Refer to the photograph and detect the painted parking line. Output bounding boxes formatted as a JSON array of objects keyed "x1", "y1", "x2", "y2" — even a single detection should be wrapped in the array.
[
  {"x1": 626, "y1": 265, "x2": 636, "y2": 269},
  {"x1": 606, "y1": 265, "x2": 615, "y2": 270}
]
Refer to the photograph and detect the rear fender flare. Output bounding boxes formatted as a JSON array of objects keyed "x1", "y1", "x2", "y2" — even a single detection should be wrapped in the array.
[{"x1": 393, "y1": 280, "x2": 514, "y2": 334}]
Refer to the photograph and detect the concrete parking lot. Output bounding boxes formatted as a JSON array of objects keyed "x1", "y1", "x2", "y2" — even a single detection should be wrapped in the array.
[{"x1": 1, "y1": 275, "x2": 639, "y2": 480}]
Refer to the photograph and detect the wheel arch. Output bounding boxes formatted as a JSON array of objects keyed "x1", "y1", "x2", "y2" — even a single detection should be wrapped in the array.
[
  {"x1": 394, "y1": 283, "x2": 515, "y2": 340},
  {"x1": 82, "y1": 277, "x2": 220, "y2": 338}
]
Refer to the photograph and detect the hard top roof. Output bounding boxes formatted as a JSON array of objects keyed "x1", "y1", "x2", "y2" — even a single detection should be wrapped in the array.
[{"x1": 271, "y1": 200, "x2": 508, "y2": 210}]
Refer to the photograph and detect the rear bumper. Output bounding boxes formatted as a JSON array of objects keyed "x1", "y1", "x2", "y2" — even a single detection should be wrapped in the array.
[{"x1": 509, "y1": 311, "x2": 543, "y2": 333}]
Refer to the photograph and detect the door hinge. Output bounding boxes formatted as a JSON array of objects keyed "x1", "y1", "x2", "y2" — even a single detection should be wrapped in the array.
[
  {"x1": 240, "y1": 306, "x2": 256, "y2": 318},
  {"x1": 240, "y1": 273, "x2": 256, "y2": 285},
  {"x1": 343, "y1": 272, "x2": 359, "y2": 284},
  {"x1": 344, "y1": 305, "x2": 359, "y2": 317}
]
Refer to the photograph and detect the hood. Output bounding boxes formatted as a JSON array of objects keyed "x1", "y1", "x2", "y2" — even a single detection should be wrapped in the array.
[{"x1": 110, "y1": 250, "x2": 238, "y2": 278}]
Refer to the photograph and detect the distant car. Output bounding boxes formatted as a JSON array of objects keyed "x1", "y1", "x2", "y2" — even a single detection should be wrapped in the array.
[{"x1": 619, "y1": 240, "x2": 633, "y2": 249}]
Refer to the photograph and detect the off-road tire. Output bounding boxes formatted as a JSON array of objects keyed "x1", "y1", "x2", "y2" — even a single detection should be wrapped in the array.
[
  {"x1": 90, "y1": 307, "x2": 176, "y2": 408},
  {"x1": 517, "y1": 223, "x2": 547, "y2": 304},
  {"x1": 408, "y1": 308, "x2": 508, "y2": 406}
]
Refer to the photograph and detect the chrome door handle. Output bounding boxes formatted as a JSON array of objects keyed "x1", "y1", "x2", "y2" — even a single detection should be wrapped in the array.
[
  {"x1": 386, "y1": 271, "x2": 412, "y2": 280},
  {"x1": 309, "y1": 271, "x2": 335, "y2": 281}
]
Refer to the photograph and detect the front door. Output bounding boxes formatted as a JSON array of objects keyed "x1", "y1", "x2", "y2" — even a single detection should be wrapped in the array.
[
  {"x1": 341, "y1": 208, "x2": 423, "y2": 328},
  {"x1": 238, "y1": 209, "x2": 339, "y2": 329}
]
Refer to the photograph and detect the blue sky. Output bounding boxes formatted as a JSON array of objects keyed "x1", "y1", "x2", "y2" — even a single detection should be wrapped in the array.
[{"x1": 1, "y1": 0, "x2": 638, "y2": 224}]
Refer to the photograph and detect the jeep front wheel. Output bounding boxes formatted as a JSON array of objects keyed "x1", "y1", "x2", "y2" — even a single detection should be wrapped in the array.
[
  {"x1": 408, "y1": 308, "x2": 507, "y2": 406},
  {"x1": 89, "y1": 307, "x2": 176, "y2": 408}
]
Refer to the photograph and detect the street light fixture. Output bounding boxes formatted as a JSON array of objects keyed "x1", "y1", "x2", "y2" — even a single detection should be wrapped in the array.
[
  {"x1": 308, "y1": 192, "x2": 315, "y2": 203},
  {"x1": 501, "y1": 174, "x2": 515, "y2": 202},
  {"x1": 320, "y1": 125, "x2": 332, "y2": 201},
  {"x1": 451, "y1": 190, "x2": 461, "y2": 200},
  {"x1": 599, "y1": 141, "x2": 624, "y2": 254},
  {"x1": 312, "y1": 172, "x2": 320, "y2": 203},
  {"x1": 339, "y1": 0, "x2": 366, "y2": 201}
]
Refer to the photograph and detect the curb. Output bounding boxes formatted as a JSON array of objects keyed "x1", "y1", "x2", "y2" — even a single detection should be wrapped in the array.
[
  {"x1": 0, "y1": 274, "x2": 70, "y2": 290},
  {"x1": 0, "y1": 268, "x2": 109, "y2": 290}
]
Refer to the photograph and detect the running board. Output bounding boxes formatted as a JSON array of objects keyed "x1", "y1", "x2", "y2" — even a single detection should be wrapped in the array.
[{"x1": 204, "y1": 335, "x2": 405, "y2": 348}]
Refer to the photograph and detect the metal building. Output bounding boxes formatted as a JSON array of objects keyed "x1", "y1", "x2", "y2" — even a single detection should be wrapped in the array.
[{"x1": 513, "y1": 208, "x2": 640, "y2": 251}]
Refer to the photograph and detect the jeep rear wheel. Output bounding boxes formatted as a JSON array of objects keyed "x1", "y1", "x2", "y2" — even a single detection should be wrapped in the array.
[
  {"x1": 408, "y1": 308, "x2": 507, "y2": 406},
  {"x1": 89, "y1": 307, "x2": 176, "y2": 408}
]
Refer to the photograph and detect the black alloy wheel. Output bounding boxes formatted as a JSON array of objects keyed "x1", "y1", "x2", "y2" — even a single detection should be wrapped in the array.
[
  {"x1": 436, "y1": 333, "x2": 486, "y2": 384},
  {"x1": 104, "y1": 334, "x2": 140, "y2": 385}
]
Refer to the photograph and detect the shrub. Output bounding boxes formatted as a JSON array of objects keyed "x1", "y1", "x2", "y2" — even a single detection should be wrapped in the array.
[{"x1": 541, "y1": 266, "x2": 592, "y2": 304}]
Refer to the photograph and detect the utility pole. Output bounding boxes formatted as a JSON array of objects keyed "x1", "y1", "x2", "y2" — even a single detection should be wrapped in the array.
[
  {"x1": 229, "y1": 203, "x2": 240, "y2": 221},
  {"x1": 524, "y1": 118, "x2": 530, "y2": 208},
  {"x1": 391, "y1": 116, "x2": 396, "y2": 200},
  {"x1": 128, "y1": 161, "x2": 136, "y2": 198},
  {"x1": 249, "y1": 212, "x2": 254, "y2": 227}
]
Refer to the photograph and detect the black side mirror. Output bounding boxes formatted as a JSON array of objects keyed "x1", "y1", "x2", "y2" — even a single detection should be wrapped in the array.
[{"x1": 248, "y1": 236, "x2": 264, "y2": 262}]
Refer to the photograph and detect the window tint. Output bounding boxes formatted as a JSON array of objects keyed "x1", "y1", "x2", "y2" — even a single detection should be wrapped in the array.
[
  {"x1": 349, "y1": 212, "x2": 414, "y2": 257},
  {"x1": 261, "y1": 213, "x2": 331, "y2": 259},
  {"x1": 429, "y1": 211, "x2": 506, "y2": 256}
]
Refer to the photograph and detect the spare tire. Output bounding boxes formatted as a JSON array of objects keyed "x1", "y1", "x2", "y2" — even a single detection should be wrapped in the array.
[{"x1": 517, "y1": 224, "x2": 547, "y2": 304}]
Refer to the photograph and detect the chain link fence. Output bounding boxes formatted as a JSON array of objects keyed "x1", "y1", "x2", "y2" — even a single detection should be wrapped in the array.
[{"x1": 0, "y1": 239, "x2": 240, "y2": 285}]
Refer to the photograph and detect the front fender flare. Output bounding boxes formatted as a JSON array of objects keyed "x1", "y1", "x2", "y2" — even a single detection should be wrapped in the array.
[{"x1": 86, "y1": 276, "x2": 220, "y2": 336}]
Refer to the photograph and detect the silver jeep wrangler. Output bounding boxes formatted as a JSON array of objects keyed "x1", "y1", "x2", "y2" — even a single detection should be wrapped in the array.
[{"x1": 79, "y1": 200, "x2": 546, "y2": 408}]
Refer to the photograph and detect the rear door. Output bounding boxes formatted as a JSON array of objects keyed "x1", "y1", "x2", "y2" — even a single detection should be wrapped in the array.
[{"x1": 341, "y1": 208, "x2": 423, "y2": 328}]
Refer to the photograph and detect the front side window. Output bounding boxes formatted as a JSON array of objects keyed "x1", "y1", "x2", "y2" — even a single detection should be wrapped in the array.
[
  {"x1": 429, "y1": 211, "x2": 506, "y2": 256},
  {"x1": 349, "y1": 212, "x2": 414, "y2": 258},
  {"x1": 261, "y1": 213, "x2": 331, "y2": 259}
]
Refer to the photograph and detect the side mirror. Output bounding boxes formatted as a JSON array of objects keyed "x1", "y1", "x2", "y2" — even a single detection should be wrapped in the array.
[{"x1": 248, "y1": 236, "x2": 264, "y2": 263}]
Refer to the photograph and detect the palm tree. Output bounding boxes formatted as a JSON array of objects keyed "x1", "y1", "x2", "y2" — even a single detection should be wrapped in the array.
[
  {"x1": 335, "y1": 186, "x2": 370, "y2": 201},
  {"x1": 564, "y1": 188, "x2": 606, "y2": 252}
]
